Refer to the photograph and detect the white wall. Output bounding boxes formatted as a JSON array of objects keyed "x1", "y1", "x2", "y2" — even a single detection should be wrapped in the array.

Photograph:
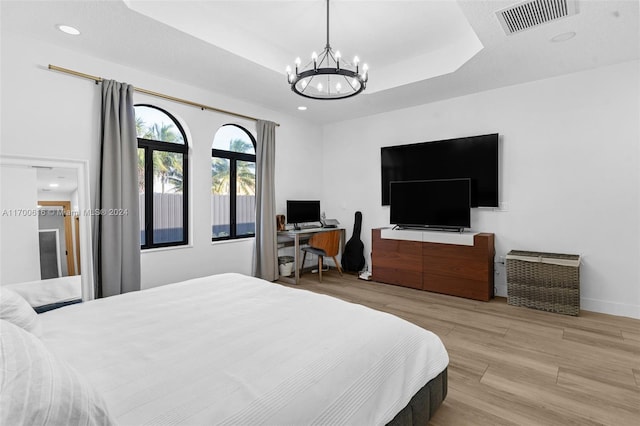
[
  {"x1": 3, "y1": 30, "x2": 638, "y2": 318},
  {"x1": 0, "y1": 166, "x2": 41, "y2": 284},
  {"x1": 322, "y1": 60, "x2": 640, "y2": 319},
  {"x1": 0, "y1": 32, "x2": 323, "y2": 290}
]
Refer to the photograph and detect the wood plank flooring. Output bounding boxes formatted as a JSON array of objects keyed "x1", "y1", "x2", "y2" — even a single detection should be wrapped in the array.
[{"x1": 277, "y1": 272, "x2": 640, "y2": 426}]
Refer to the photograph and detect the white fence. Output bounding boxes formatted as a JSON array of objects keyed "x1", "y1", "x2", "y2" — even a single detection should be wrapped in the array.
[
  {"x1": 139, "y1": 193, "x2": 255, "y2": 230},
  {"x1": 211, "y1": 194, "x2": 255, "y2": 225}
]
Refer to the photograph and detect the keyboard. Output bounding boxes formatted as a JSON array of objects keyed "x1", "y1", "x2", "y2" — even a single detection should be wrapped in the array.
[{"x1": 297, "y1": 223, "x2": 322, "y2": 230}]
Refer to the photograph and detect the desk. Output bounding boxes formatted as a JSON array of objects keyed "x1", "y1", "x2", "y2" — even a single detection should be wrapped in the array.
[{"x1": 277, "y1": 227, "x2": 346, "y2": 285}]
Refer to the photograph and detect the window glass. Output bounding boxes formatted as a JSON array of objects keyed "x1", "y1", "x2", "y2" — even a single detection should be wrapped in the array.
[
  {"x1": 211, "y1": 158, "x2": 231, "y2": 239},
  {"x1": 153, "y1": 151, "x2": 184, "y2": 244},
  {"x1": 135, "y1": 106, "x2": 184, "y2": 144},
  {"x1": 212, "y1": 125, "x2": 255, "y2": 154},
  {"x1": 135, "y1": 105, "x2": 188, "y2": 249},
  {"x1": 236, "y1": 160, "x2": 256, "y2": 237},
  {"x1": 211, "y1": 124, "x2": 256, "y2": 241},
  {"x1": 138, "y1": 147, "x2": 146, "y2": 245}
]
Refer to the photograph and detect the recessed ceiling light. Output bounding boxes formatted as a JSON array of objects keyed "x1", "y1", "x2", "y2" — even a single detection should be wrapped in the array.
[
  {"x1": 550, "y1": 31, "x2": 576, "y2": 43},
  {"x1": 297, "y1": 106, "x2": 307, "y2": 111},
  {"x1": 56, "y1": 24, "x2": 80, "y2": 36},
  {"x1": 49, "y1": 183, "x2": 59, "y2": 188}
]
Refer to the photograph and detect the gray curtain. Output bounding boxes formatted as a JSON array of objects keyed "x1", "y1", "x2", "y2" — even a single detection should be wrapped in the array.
[
  {"x1": 253, "y1": 120, "x2": 278, "y2": 281},
  {"x1": 94, "y1": 80, "x2": 141, "y2": 297}
]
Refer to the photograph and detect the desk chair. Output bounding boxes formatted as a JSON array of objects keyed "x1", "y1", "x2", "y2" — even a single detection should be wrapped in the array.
[{"x1": 300, "y1": 230, "x2": 343, "y2": 282}]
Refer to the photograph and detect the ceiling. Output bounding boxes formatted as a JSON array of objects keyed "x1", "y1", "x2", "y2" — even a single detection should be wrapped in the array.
[
  {"x1": 37, "y1": 167, "x2": 78, "y2": 195},
  {"x1": 2, "y1": 0, "x2": 638, "y2": 125}
]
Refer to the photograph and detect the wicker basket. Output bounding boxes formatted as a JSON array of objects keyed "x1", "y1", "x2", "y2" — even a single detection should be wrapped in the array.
[{"x1": 506, "y1": 250, "x2": 580, "y2": 316}]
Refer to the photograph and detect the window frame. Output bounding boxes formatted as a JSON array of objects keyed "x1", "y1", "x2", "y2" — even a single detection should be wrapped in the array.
[
  {"x1": 135, "y1": 104, "x2": 189, "y2": 249},
  {"x1": 211, "y1": 124, "x2": 257, "y2": 242}
]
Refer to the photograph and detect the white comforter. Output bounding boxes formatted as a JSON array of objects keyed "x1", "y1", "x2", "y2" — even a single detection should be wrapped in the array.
[{"x1": 40, "y1": 273, "x2": 448, "y2": 425}]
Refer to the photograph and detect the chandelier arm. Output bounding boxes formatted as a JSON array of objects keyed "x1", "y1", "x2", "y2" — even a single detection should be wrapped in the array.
[
  {"x1": 343, "y1": 74, "x2": 357, "y2": 91},
  {"x1": 300, "y1": 74, "x2": 317, "y2": 94},
  {"x1": 318, "y1": 49, "x2": 331, "y2": 68}
]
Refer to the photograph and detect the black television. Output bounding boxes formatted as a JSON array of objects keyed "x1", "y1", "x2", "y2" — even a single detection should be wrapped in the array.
[
  {"x1": 286, "y1": 200, "x2": 321, "y2": 228},
  {"x1": 381, "y1": 133, "x2": 498, "y2": 207},
  {"x1": 390, "y1": 179, "x2": 471, "y2": 230}
]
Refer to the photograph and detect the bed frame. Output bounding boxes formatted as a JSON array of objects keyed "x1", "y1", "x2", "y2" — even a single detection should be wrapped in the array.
[{"x1": 387, "y1": 369, "x2": 447, "y2": 425}]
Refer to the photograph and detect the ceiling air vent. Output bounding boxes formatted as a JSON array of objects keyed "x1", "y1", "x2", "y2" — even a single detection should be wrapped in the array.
[{"x1": 496, "y1": 0, "x2": 578, "y2": 35}]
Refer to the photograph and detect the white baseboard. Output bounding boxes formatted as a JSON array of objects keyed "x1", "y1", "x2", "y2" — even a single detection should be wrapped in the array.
[
  {"x1": 494, "y1": 280, "x2": 640, "y2": 319},
  {"x1": 580, "y1": 298, "x2": 640, "y2": 319},
  {"x1": 494, "y1": 283, "x2": 639, "y2": 319}
]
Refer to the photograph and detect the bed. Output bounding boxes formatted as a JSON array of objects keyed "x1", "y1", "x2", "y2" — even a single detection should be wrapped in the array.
[
  {"x1": 4, "y1": 275, "x2": 82, "y2": 313},
  {"x1": 1, "y1": 273, "x2": 448, "y2": 425}
]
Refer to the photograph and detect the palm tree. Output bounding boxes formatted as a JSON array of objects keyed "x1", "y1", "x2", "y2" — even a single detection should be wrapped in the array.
[
  {"x1": 135, "y1": 116, "x2": 147, "y2": 137},
  {"x1": 229, "y1": 138, "x2": 252, "y2": 154},
  {"x1": 211, "y1": 139, "x2": 256, "y2": 195},
  {"x1": 165, "y1": 157, "x2": 184, "y2": 193},
  {"x1": 135, "y1": 118, "x2": 185, "y2": 193},
  {"x1": 236, "y1": 161, "x2": 255, "y2": 195},
  {"x1": 137, "y1": 148, "x2": 146, "y2": 192},
  {"x1": 144, "y1": 122, "x2": 184, "y2": 144},
  {"x1": 136, "y1": 117, "x2": 148, "y2": 192},
  {"x1": 211, "y1": 158, "x2": 230, "y2": 194}
]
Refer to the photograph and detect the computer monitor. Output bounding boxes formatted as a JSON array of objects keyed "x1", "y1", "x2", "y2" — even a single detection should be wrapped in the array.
[{"x1": 286, "y1": 200, "x2": 320, "y2": 227}]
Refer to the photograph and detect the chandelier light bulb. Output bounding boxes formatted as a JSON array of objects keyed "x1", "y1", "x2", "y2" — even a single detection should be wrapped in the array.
[
  {"x1": 301, "y1": 79, "x2": 308, "y2": 89},
  {"x1": 336, "y1": 83, "x2": 342, "y2": 93},
  {"x1": 286, "y1": 65, "x2": 292, "y2": 74},
  {"x1": 317, "y1": 82, "x2": 323, "y2": 92},
  {"x1": 295, "y1": 57, "x2": 301, "y2": 66},
  {"x1": 362, "y1": 63, "x2": 369, "y2": 81},
  {"x1": 353, "y1": 56, "x2": 360, "y2": 65}
]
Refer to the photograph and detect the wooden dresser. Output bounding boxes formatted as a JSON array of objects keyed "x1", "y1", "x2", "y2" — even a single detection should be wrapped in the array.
[{"x1": 371, "y1": 228, "x2": 495, "y2": 301}]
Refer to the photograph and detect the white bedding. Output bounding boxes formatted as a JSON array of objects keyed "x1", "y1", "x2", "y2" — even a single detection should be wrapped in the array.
[
  {"x1": 40, "y1": 273, "x2": 448, "y2": 425},
  {"x1": 4, "y1": 275, "x2": 81, "y2": 307}
]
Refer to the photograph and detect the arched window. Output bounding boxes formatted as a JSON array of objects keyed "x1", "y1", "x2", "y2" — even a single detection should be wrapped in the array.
[
  {"x1": 135, "y1": 104, "x2": 188, "y2": 248},
  {"x1": 211, "y1": 124, "x2": 256, "y2": 240}
]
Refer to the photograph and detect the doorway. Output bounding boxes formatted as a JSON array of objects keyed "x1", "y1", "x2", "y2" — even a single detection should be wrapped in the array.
[{"x1": 38, "y1": 200, "x2": 76, "y2": 277}]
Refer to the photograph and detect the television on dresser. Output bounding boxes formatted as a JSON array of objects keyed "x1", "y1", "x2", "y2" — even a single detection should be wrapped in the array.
[
  {"x1": 381, "y1": 133, "x2": 499, "y2": 207},
  {"x1": 390, "y1": 179, "x2": 471, "y2": 231}
]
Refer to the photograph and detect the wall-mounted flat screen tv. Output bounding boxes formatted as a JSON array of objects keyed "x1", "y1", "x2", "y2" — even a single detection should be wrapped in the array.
[
  {"x1": 381, "y1": 133, "x2": 498, "y2": 207},
  {"x1": 286, "y1": 200, "x2": 321, "y2": 225},
  {"x1": 390, "y1": 179, "x2": 471, "y2": 230}
]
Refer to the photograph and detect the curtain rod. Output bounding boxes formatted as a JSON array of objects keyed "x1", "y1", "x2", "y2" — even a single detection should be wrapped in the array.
[{"x1": 48, "y1": 64, "x2": 280, "y2": 127}]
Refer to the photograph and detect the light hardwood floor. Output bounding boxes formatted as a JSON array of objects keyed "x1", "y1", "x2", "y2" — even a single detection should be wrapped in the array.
[{"x1": 278, "y1": 272, "x2": 640, "y2": 426}]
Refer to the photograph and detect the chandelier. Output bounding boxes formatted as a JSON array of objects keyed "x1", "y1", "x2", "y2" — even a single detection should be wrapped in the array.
[{"x1": 286, "y1": 0, "x2": 368, "y2": 100}]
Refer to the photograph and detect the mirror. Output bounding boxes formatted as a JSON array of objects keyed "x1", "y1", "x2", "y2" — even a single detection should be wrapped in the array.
[
  {"x1": 0, "y1": 155, "x2": 94, "y2": 304},
  {"x1": 37, "y1": 167, "x2": 79, "y2": 279}
]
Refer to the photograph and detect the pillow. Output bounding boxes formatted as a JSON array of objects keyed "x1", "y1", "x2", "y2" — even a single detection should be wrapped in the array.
[
  {"x1": 0, "y1": 319, "x2": 115, "y2": 426},
  {"x1": 0, "y1": 287, "x2": 42, "y2": 337}
]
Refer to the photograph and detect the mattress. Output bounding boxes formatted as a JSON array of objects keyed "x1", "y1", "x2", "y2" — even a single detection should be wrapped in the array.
[
  {"x1": 40, "y1": 273, "x2": 449, "y2": 425},
  {"x1": 4, "y1": 275, "x2": 81, "y2": 309}
]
